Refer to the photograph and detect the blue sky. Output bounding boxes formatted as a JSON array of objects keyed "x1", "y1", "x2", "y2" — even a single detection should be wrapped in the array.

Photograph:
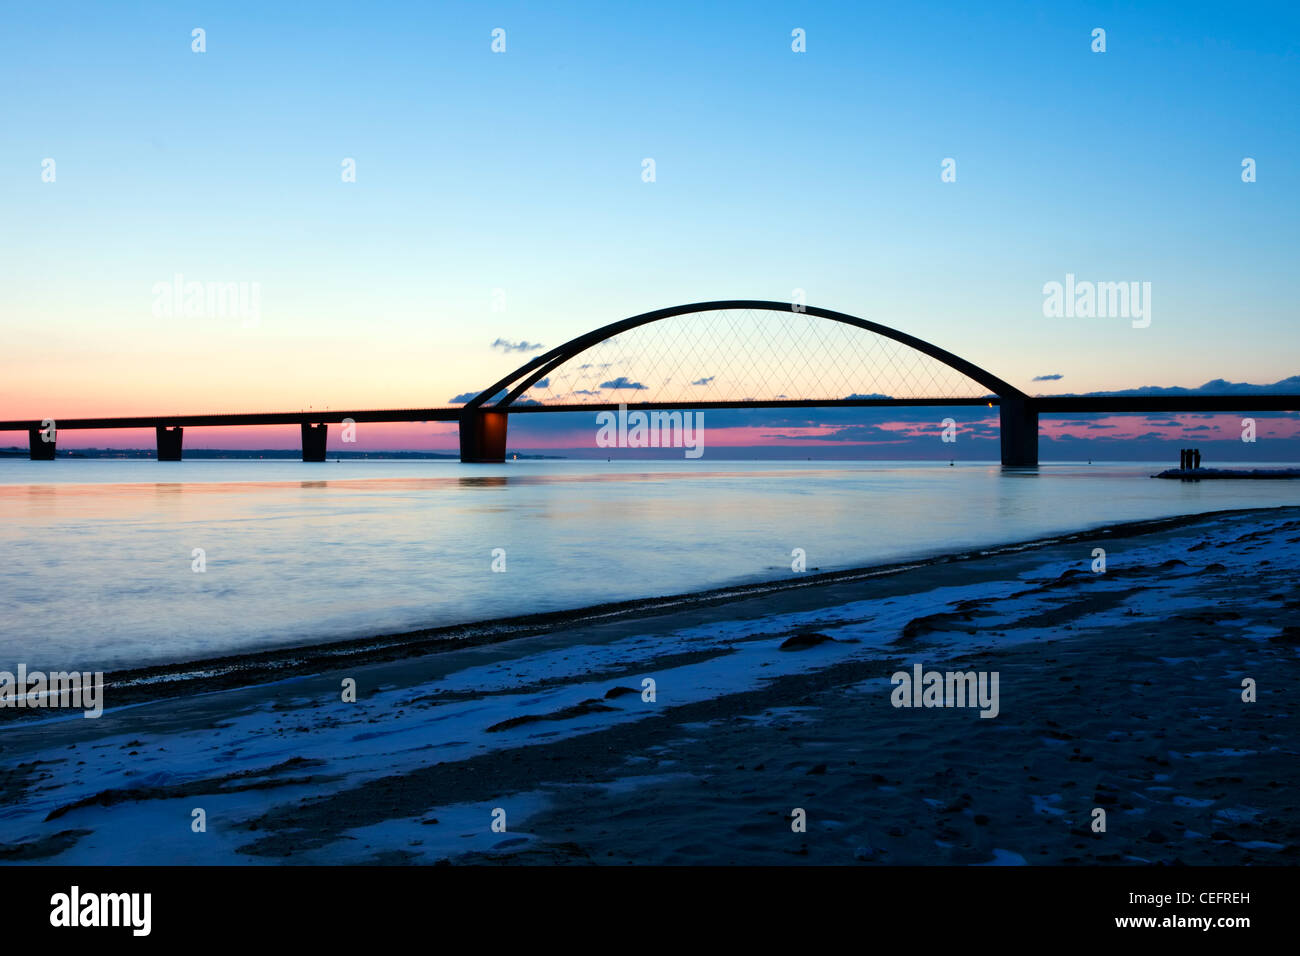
[{"x1": 1, "y1": 0, "x2": 1297, "y2": 450}]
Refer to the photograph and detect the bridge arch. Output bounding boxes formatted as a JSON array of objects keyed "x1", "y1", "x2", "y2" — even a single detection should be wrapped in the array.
[
  {"x1": 458, "y1": 300, "x2": 1037, "y2": 466},
  {"x1": 465, "y1": 299, "x2": 1026, "y2": 411}
]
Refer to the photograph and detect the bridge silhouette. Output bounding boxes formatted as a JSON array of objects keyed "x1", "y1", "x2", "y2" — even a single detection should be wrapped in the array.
[{"x1": 4, "y1": 300, "x2": 1297, "y2": 467}]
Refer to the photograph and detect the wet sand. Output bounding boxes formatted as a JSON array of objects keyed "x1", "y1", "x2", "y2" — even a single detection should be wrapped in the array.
[{"x1": 1, "y1": 506, "x2": 1297, "y2": 865}]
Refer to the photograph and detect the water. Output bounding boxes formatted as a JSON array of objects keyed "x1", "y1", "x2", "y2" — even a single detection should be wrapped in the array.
[{"x1": 0, "y1": 459, "x2": 1296, "y2": 670}]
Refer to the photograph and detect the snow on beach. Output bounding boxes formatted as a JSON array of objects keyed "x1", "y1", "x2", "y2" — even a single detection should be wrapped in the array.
[{"x1": 1, "y1": 507, "x2": 1297, "y2": 865}]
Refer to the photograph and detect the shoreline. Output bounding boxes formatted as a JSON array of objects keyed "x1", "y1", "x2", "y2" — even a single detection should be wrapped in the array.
[
  {"x1": 0, "y1": 504, "x2": 1297, "y2": 864},
  {"x1": 13, "y1": 504, "x2": 1293, "y2": 716},
  {"x1": 1154, "y1": 467, "x2": 1300, "y2": 480}
]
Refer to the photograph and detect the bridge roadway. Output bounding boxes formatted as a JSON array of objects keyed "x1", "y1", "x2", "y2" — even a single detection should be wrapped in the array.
[{"x1": 3, "y1": 394, "x2": 1297, "y2": 465}]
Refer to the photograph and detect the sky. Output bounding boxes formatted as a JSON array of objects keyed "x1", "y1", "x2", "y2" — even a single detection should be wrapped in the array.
[{"x1": 2, "y1": 1, "x2": 1297, "y2": 454}]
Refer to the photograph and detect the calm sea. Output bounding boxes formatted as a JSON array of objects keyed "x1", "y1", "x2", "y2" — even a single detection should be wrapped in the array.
[{"x1": 1, "y1": 459, "x2": 1295, "y2": 670}]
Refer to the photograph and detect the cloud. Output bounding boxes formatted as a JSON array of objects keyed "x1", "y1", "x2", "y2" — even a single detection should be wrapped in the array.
[
  {"x1": 766, "y1": 423, "x2": 913, "y2": 443},
  {"x1": 1032, "y1": 373, "x2": 1064, "y2": 381},
  {"x1": 1047, "y1": 375, "x2": 1300, "y2": 398},
  {"x1": 693, "y1": 405, "x2": 998, "y2": 430},
  {"x1": 449, "y1": 388, "x2": 506, "y2": 404},
  {"x1": 532, "y1": 377, "x2": 549, "y2": 389},
  {"x1": 491, "y1": 338, "x2": 545, "y2": 353},
  {"x1": 691, "y1": 376, "x2": 715, "y2": 386},
  {"x1": 600, "y1": 377, "x2": 648, "y2": 390}
]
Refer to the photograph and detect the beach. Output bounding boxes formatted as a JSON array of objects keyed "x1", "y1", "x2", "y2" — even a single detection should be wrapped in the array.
[{"x1": 2, "y1": 506, "x2": 1297, "y2": 865}]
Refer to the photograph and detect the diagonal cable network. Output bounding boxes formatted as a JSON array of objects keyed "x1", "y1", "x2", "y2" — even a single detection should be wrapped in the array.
[{"x1": 519, "y1": 309, "x2": 988, "y2": 406}]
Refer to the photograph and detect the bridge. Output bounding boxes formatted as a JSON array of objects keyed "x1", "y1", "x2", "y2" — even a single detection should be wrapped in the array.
[{"x1": 4, "y1": 300, "x2": 1297, "y2": 467}]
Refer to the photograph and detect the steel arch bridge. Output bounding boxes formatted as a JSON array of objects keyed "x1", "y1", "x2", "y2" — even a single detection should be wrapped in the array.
[
  {"x1": 6, "y1": 299, "x2": 1297, "y2": 465},
  {"x1": 459, "y1": 299, "x2": 1040, "y2": 465}
]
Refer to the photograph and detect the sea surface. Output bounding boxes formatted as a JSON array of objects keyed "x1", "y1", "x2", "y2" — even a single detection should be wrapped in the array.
[{"x1": 1, "y1": 459, "x2": 1296, "y2": 670}]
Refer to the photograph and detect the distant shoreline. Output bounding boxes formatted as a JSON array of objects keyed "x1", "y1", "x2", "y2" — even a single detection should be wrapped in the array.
[
  {"x1": 3, "y1": 449, "x2": 1299, "y2": 463},
  {"x1": 0, "y1": 448, "x2": 563, "y2": 460},
  {"x1": 1154, "y1": 467, "x2": 1300, "y2": 480}
]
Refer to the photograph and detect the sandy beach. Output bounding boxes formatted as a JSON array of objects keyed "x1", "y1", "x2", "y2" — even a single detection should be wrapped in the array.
[{"x1": 2, "y1": 506, "x2": 1297, "y2": 865}]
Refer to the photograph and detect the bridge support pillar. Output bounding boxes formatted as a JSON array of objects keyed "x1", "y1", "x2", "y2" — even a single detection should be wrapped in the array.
[
  {"x1": 459, "y1": 410, "x2": 508, "y2": 463},
  {"x1": 301, "y1": 423, "x2": 327, "y2": 462},
  {"x1": 156, "y1": 426, "x2": 183, "y2": 461},
  {"x1": 999, "y1": 398, "x2": 1038, "y2": 468},
  {"x1": 28, "y1": 428, "x2": 56, "y2": 460}
]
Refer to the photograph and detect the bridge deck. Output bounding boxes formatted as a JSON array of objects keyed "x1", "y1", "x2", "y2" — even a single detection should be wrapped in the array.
[
  {"x1": 1, "y1": 395, "x2": 1297, "y2": 432},
  {"x1": 0, "y1": 409, "x2": 462, "y2": 430}
]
